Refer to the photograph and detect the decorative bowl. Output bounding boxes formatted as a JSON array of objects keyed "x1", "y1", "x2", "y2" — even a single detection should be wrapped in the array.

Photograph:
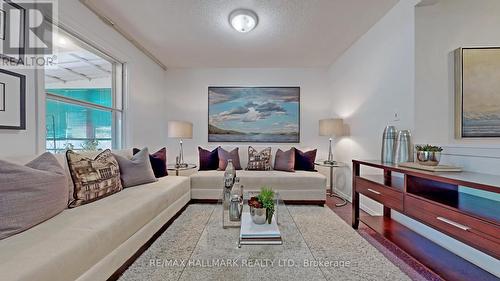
[
  {"x1": 416, "y1": 151, "x2": 441, "y2": 166},
  {"x1": 250, "y1": 206, "x2": 266, "y2": 224}
]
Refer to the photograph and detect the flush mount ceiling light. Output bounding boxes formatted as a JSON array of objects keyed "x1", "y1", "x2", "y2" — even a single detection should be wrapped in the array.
[{"x1": 229, "y1": 9, "x2": 258, "y2": 33}]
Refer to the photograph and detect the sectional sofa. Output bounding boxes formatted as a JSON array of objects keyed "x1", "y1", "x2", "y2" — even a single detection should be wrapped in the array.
[
  {"x1": 0, "y1": 148, "x2": 326, "y2": 281},
  {"x1": 0, "y1": 150, "x2": 190, "y2": 281},
  {"x1": 191, "y1": 146, "x2": 327, "y2": 204}
]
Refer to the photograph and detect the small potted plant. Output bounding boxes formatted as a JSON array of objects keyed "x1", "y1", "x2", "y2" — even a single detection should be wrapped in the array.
[
  {"x1": 248, "y1": 187, "x2": 275, "y2": 224},
  {"x1": 415, "y1": 144, "x2": 443, "y2": 166}
]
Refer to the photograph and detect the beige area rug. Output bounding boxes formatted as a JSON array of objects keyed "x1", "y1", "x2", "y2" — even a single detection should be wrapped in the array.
[{"x1": 119, "y1": 204, "x2": 410, "y2": 281}]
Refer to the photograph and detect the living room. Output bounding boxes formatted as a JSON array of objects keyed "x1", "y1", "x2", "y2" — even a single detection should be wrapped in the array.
[{"x1": 0, "y1": 0, "x2": 499, "y2": 280}]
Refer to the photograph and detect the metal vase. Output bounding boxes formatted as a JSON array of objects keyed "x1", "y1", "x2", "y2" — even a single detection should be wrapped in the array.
[
  {"x1": 229, "y1": 195, "x2": 241, "y2": 221},
  {"x1": 394, "y1": 130, "x2": 413, "y2": 164},
  {"x1": 381, "y1": 126, "x2": 398, "y2": 163},
  {"x1": 250, "y1": 206, "x2": 266, "y2": 224}
]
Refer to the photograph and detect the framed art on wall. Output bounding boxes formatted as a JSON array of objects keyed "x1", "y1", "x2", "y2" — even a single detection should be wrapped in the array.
[
  {"x1": 208, "y1": 87, "x2": 300, "y2": 143},
  {"x1": 0, "y1": 0, "x2": 25, "y2": 63},
  {"x1": 0, "y1": 68, "x2": 26, "y2": 130},
  {"x1": 455, "y1": 47, "x2": 500, "y2": 138}
]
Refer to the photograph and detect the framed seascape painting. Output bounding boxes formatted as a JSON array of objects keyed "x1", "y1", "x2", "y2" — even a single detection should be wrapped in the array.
[
  {"x1": 208, "y1": 87, "x2": 300, "y2": 143},
  {"x1": 455, "y1": 47, "x2": 500, "y2": 138}
]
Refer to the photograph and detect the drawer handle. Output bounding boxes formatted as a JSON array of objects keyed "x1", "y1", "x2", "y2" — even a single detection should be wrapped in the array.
[
  {"x1": 367, "y1": 188, "x2": 381, "y2": 195},
  {"x1": 436, "y1": 216, "x2": 470, "y2": 231}
]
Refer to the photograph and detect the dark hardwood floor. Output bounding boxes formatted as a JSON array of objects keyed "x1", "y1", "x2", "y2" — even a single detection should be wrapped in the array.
[{"x1": 325, "y1": 193, "x2": 498, "y2": 281}]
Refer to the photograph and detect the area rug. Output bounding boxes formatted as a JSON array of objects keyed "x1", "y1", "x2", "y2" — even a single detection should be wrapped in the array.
[{"x1": 119, "y1": 204, "x2": 411, "y2": 281}]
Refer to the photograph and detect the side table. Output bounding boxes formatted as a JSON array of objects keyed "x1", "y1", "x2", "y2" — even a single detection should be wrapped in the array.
[
  {"x1": 167, "y1": 164, "x2": 197, "y2": 176},
  {"x1": 315, "y1": 161, "x2": 347, "y2": 207}
]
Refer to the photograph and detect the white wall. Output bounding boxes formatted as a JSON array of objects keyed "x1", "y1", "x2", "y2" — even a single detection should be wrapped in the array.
[
  {"x1": 405, "y1": 0, "x2": 500, "y2": 274},
  {"x1": 325, "y1": 0, "x2": 498, "y2": 274},
  {"x1": 327, "y1": 0, "x2": 417, "y2": 212},
  {"x1": 163, "y1": 68, "x2": 333, "y2": 173},
  {"x1": 0, "y1": 0, "x2": 168, "y2": 157},
  {"x1": 0, "y1": 68, "x2": 43, "y2": 156},
  {"x1": 414, "y1": 0, "x2": 500, "y2": 178},
  {"x1": 414, "y1": 0, "x2": 500, "y2": 146}
]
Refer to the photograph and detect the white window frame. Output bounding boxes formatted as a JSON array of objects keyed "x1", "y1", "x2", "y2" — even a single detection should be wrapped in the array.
[{"x1": 44, "y1": 24, "x2": 125, "y2": 152}]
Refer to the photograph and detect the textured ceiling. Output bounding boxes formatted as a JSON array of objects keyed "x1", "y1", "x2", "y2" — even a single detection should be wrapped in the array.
[{"x1": 86, "y1": 0, "x2": 399, "y2": 68}]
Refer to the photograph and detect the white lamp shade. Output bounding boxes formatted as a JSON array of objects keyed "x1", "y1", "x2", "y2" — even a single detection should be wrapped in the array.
[
  {"x1": 319, "y1": 118, "x2": 344, "y2": 137},
  {"x1": 168, "y1": 121, "x2": 193, "y2": 139}
]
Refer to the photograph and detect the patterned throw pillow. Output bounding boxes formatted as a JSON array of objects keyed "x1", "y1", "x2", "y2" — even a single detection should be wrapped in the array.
[
  {"x1": 218, "y1": 147, "x2": 242, "y2": 170},
  {"x1": 198, "y1": 147, "x2": 219, "y2": 171},
  {"x1": 247, "y1": 146, "x2": 272, "y2": 171},
  {"x1": 66, "y1": 149, "x2": 122, "y2": 208},
  {"x1": 133, "y1": 147, "x2": 168, "y2": 177},
  {"x1": 294, "y1": 148, "x2": 317, "y2": 171},
  {"x1": 274, "y1": 148, "x2": 295, "y2": 172}
]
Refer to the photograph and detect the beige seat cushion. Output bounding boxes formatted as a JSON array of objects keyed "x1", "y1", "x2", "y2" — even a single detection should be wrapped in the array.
[
  {"x1": 0, "y1": 176, "x2": 190, "y2": 281},
  {"x1": 190, "y1": 170, "x2": 326, "y2": 201}
]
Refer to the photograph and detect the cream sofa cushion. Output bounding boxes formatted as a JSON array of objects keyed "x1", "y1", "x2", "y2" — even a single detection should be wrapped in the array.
[
  {"x1": 0, "y1": 176, "x2": 190, "y2": 281},
  {"x1": 190, "y1": 170, "x2": 326, "y2": 201}
]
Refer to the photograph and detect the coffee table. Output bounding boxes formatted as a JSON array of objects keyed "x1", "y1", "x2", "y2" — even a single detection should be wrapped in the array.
[
  {"x1": 217, "y1": 191, "x2": 284, "y2": 247},
  {"x1": 186, "y1": 193, "x2": 326, "y2": 279},
  {"x1": 213, "y1": 190, "x2": 311, "y2": 248}
]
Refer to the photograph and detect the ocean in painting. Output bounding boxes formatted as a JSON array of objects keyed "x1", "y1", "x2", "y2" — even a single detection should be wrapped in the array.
[
  {"x1": 461, "y1": 48, "x2": 500, "y2": 138},
  {"x1": 208, "y1": 87, "x2": 300, "y2": 143},
  {"x1": 463, "y1": 117, "x2": 500, "y2": 137},
  {"x1": 209, "y1": 133, "x2": 299, "y2": 143}
]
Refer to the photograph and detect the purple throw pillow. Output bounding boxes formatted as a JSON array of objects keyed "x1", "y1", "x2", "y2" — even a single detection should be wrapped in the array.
[
  {"x1": 274, "y1": 148, "x2": 295, "y2": 172},
  {"x1": 294, "y1": 148, "x2": 317, "y2": 171},
  {"x1": 198, "y1": 147, "x2": 219, "y2": 171},
  {"x1": 133, "y1": 147, "x2": 167, "y2": 178},
  {"x1": 218, "y1": 147, "x2": 242, "y2": 170}
]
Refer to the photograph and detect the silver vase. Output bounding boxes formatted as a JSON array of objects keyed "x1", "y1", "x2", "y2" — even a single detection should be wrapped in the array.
[
  {"x1": 394, "y1": 130, "x2": 413, "y2": 164},
  {"x1": 416, "y1": 151, "x2": 441, "y2": 166},
  {"x1": 229, "y1": 195, "x2": 241, "y2": 221},
  {"x1": 381, "y1": 126, "x2": 398, "y2": 163},
  {"x1": 250, "y1": 206, "x2": 266, "y2": 224}
]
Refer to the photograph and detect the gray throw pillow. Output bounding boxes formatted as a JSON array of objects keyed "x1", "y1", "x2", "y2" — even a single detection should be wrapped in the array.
[
  {"x1": 0, "y1": 153, "x2": 68, "y2": 240},
  {"x1": 114, "y1": 148, "x2": 157, "y2": 188},
  {"x1": 274, "y1": 148, "x2": 295, "y2": 172}
]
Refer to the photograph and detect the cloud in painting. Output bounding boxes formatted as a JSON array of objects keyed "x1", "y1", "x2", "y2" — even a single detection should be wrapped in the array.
[
  {"x1": 245, "y1": 101, "x2": 258, "y2": 108},
  {"x1": 220, "y1": 106, "x2": 249, "y2": 116},
  {"x1": 209, "y1": 88, "x2": 241, "y2": 105},
  {"x1": 209, "y1": 87, "x2": 299, "y2": 105},
  {"x1": 208, "y1": 87, "x2": 299, "y2": 142},
  {"x1": 255, "y1": 102, "x2": 286, "y2": 113},
  {"x1": 242, "y1": 108, "x2": 260, "y2": 122},
  {"x1": 263, "y1": 88, "x2": 300, "y2": 103}
]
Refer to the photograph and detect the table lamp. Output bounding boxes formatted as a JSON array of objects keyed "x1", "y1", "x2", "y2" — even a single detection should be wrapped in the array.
[
  {"x1": 168, "y1": 120, "x2": 193, "y2": 168},
  {"x1": 319, "y1": 118, "x2": 344, "y2": 165}
]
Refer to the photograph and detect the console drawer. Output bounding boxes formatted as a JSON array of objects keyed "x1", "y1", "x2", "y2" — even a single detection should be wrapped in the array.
[
  {"x1": 355, "y1": 177, "x2": 403, "y2": 211},
  {"x1": 405, "y1": 195, "x2": 500, "y2": 259}
]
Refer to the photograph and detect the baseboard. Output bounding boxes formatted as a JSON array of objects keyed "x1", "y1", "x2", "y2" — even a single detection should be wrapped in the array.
[
  {"x1": 190, "y1": 198, "x2": 218, "y2": 204},
  {"x1": 332, "y1": 188, "x2": 352, "y2": 203},
  {"x1": 330, "y1": 187, "x2": 380, "y2": 216}
]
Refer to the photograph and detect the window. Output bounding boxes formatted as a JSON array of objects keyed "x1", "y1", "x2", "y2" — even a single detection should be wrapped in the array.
[{"x1": 45, "y1": 27, "x2": 123, "y2": 153}]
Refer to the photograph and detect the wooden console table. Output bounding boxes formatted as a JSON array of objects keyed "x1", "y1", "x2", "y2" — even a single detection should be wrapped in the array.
[{"x1": 352, "y1": 160, "x2": 500, "y2": 260}]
